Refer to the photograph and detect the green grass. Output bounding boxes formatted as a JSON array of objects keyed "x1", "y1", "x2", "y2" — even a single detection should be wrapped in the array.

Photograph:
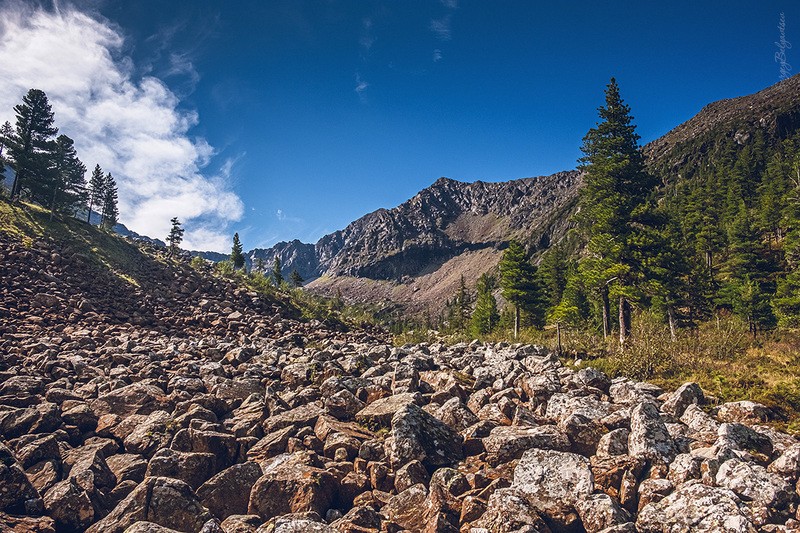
[{"x1": 0, "y1": 199, "x2": 154, "y2": 288}]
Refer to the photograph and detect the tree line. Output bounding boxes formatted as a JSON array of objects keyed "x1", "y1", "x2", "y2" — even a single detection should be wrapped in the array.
[
  {"x1": 0, "y1": 89, "x2": 118, "y2": 227},
  {"x1": 445, "y1": 78, "x2": 800, "y2": 341}
]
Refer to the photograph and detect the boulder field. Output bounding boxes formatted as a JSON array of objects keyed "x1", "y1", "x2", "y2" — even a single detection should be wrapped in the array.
[
  {"x1": 2, "y1": 236, "x2": 800, "y2": 532},
  {"x1": 2, "y1": 329, "x2": 800, "y2": 532}
]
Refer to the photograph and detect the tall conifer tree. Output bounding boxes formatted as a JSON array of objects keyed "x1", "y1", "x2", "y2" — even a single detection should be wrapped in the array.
[
  {"x1": 577, "y1": 78, "x2": 657, "y2": 344},
  {"x1": 10, "y1": 89, "x2": 58, "y2": 200}
]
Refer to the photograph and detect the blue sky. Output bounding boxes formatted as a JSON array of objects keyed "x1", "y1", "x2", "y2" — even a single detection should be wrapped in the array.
[{"x1": 0, "y1": 1, "x2": 797, "y2": 251}]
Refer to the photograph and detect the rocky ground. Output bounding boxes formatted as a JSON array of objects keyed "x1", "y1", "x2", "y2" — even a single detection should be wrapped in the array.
[{"x1": 2, "y1": 233, "x2": 800, "y2": 532}]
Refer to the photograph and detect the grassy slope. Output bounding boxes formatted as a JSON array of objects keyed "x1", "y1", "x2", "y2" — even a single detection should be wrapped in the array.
[{"x1": 0, "y1": 200, "x2": 157, "y2": 288}]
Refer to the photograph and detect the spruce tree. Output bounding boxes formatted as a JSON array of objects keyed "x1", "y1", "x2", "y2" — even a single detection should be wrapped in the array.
[
  {"x1": 470, "y1": 273, "x2": 499, "y2": 337},
  {"x1": 49, "y1": 135, "x2": 87, "y2": 217},
  {"x1": 230, "y1": 233, "x2": 245, "y2": 270},
  {"x1": 10, "y1": 89, "x2": 58, "y2": 201},
  {"x1": 272, "y1": 256, "x2": 284, "y2": 286},
  {"x1": 290, "y1": 270, "x2": 304, "y2": 288},
  {"x1": 577, "y1": 78, "x2": 657, "y2": 344},
  {"x1": 167, "y1": 217, "x2": 184, "y2": 256},
  {"x1": 499, "y1": 240, "x2": 543, "y2": 339},
  {"x1": 100, "y1": 173, "x2": 118, "y2": 228},
  {"x1": 87, "y1": 164, "x2": 106, "y2": 223}
]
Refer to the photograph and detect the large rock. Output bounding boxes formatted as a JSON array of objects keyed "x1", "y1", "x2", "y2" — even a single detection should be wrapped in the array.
[
  {"x1": 715, "y1": 458, "x2": 793, "y2": 525},
  {"x1": 145, "y1": 449, "x2": 216, "y2": 490},
  {"x1": 636, "y1": 480, "x2": 755, "y2": 532},
  {"x1": 661, "y1": 382, "x2": 704, "y2": 418},
  {"x1": 483, "y1": 425, "x2": 570, "y2": 465},
  {"x1": 511, "y1": 448, "x2": 594, "y2": 525},
  {"x1": 91, "y1": 383, "x2": 172, "y2": 417},
  {"x1": 197, "y1": 462, "x2": 263, "y2": 520},
  {"x1": 0, "y1": 442, "x2": 43, "y2": 515},
  {"x1": 247, "y1": 452, "x2": 338, "y2": 520},
  {"x1": 86, "y1": 477, "x2": 213, "y2": 533},
  {"x1": 717, "y1": 401, "x2": 771, "y2": 424},
  {"x1": 123, "y1": 411, "x2": 176, "y2": 458},
  {"x1": 628, "y1": 402, "x2": 676, "y2": 464},
  {"x1": 386, "y1": 403, "x2": 463, "y2": 468},
  {"x1": 355, "y1": 393, "x2": 419, "y2": 428},
  {"x1": 43, "y1": 479, "x2": 94, "y2": 531},
  {"x1": 469, "y1": 487, "x2": 551, "y2": 532}
]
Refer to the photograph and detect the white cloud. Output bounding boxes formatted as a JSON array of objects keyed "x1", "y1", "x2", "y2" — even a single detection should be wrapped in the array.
[
  {"x1": 433, "y1": 49, "x2": 443, "y2": 62},
  {"x1": 355, "y1": 72, "x2": 369, "y2": 95},
  {"x1": 0, "y1": 3, "x2": 244, "y2": 251},
  {"x1": 429, "y1": 15, "x2": 452, "y2": 41}
]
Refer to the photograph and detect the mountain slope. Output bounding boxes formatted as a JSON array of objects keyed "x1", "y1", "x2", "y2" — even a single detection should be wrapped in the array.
[{"x1": 644, "y1": 74, "x2": 800, "y2": 179}]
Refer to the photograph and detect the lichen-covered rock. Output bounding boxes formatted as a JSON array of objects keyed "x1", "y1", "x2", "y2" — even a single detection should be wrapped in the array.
[
  {"x1": 636, "y1": 480, "x2": 755, "y2": 532},
  {"x1": 197, "y1": 462, "x2": 263, "y2": 520},
  {"x1": 717, "y1": 401, "x2": 771, "y2": 424},
  {"x1": 576, "y1": 493, "x2": 632, "y2": 533},
  {"x1": 355, "y1": 393, "x2": 420, "y2": 427},
  {"x1": 512, "y1": 448, "x2": 594, "y2": 526},
  {"x1": 715, "y1": 458, "x2": 793, "y2": 525},
  {"x1": 661, "y1": 382, "x2": 704, "y2": 418},
  {"x1": 469, "y1": 487, "x2": 551, "y2": 532},
  {"x1": 86, "y1": 477, "x2": 212, "y2": 533},
  {"x1": 247, "y1": 453, "x2": 338, "y2": 520},
  {"x1": 628, "y1": 401, "x2": 676, "y2": 464},
  {"x1": 483, "y1": 425, "x2": 570, "y2": 465},
  {"x1": 43, "y1": 479, "x2": 94, "y2": 530},
  {"x1": 145, "y1": 449, "x2": 216, "y2": 490},
  {"x1": 386, "y1": 403, "x2": 463, "y2": 468},
  {"x1": 123, "y1": 411, "x2": 176, "y2": 458}
]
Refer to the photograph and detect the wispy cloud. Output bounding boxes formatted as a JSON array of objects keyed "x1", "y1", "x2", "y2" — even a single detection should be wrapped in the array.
[
  {"x1": 429, "y1": 15, "x2": 453, "y2": 41},
  {"x1": 440, "y1": 0, "x2": 458, "y2": 8},
  {"x1": 355, "y1": 72, "x2": 369, "y2": 96},
  {"x1": 433, "y1": 49, "x2": 443, "y2": 62},
  {"x1": 359, "y1": 17, "x2": 374, "y2": 56},
  {"x1": 0, "y1": 3, "x2": 243, "y2": 251}
]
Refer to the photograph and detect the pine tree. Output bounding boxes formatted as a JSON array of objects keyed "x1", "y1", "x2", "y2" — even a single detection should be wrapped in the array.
[
  {"x1": 167, "y1": 217, "x2": 184, "y2": 256},
  {"x1": 290, "y1": 270, "x2": 304, "y2": 288},
  {"x1": 49, "y1": 135, "x2": 87, "y2": 217},
  {"x1": 499, "y1": 240, "x2": 543, "y2": 338},
  {"x1": 87, "y1": 164, "x2": 106, "y2": 223},
  {"x1": 230, "y1": 233, "x2": 245, "y2": 270},
  {"x1": 9, "y1": 89, "x2": 58, "y2": 201},
  {"x1": 272, "y1": 256, "x2": 284, "y2": 286},
  {"x1": 470, "y1": 273, "x2": 499, "y2": 337},
  {"x1": 100, "y1": 173, "x2": 118, "y2": 228},
  {"x1": 577, "y1": 78, "x2": 657, "y2": 344}
]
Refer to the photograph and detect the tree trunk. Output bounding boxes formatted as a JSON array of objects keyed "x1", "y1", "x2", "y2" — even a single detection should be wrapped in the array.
[
  {"x1": 667, "y1": 304, "x2": 677, "y2": 342},
  {"x1": 556, "y1": 321, "x2": 562, "y2": 357},
  {"x1": 514, "y1": 305, "x2": 520, "y2": 340},
  {"x1": 87, "y1": 198, "x2": 93, "y2": 223},
  {"x1": 601, "y1": 285, "x2": 611, "y2": 339},
  {"x1": 619, "y1": 296, "x2": 631, "y2": 346}
]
